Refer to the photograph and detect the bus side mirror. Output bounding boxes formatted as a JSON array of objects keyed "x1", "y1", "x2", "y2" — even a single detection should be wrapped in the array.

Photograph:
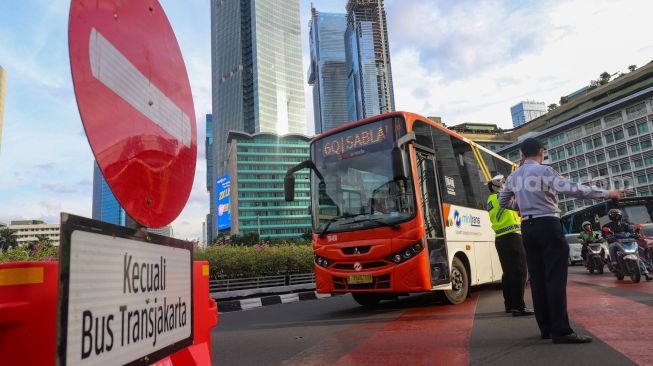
[
  {"x1": 392, "y1": 147, "x2": 408, "y2": 181},
  {"x1": 284, "y1": 175, "x2": 295, "y2": 202}
]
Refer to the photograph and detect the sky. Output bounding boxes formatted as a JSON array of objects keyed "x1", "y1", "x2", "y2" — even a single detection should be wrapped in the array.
[{"x1": 0, "y1": 0, "x2": 652, "y2": 240}]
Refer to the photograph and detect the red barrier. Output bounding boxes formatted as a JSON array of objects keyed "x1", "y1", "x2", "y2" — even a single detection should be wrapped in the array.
[{"x1": 0, "y1": 260, "x2": 218, "y2": 366}]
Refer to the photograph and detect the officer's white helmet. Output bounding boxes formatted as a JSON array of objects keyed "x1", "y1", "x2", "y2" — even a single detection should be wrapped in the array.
[{"x1": 488, "y1": 174, "x2": 505, "y2": 192}]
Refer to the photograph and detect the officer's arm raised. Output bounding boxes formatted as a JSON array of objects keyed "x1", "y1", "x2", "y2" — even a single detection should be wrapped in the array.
[{"x1": 546, "y1": 166, "x2": 623, "y2": 200}]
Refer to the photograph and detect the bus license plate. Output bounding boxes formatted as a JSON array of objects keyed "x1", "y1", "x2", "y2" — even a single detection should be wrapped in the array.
[{"x1": 347, "y1": 275, "x2": 373, "y2": 284}]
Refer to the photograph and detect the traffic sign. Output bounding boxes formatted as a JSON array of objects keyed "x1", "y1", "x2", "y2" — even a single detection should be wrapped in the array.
[
  {"x1": 69, "y1": 0, "x2": 196, "y2": 228},
  {"x1": 57, "y1": 214, "x2": 194, "y2": 366}
]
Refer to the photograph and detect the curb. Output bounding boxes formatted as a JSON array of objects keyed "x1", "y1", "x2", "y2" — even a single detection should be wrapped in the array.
[{"x1": 216, "y1": 291, "x2": 343, "y2": 313}]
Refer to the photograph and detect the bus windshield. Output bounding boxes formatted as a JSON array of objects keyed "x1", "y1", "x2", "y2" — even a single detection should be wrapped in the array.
[{"x1": 311, "y1": 117, "x2": 415, "y2": 233}]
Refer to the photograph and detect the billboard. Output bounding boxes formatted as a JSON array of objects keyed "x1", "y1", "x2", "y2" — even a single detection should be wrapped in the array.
[{"x1": 216, "y1": 175, "x2": 231, "y2": 231}]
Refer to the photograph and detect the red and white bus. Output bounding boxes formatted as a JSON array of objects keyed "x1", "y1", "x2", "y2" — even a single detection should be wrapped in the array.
[{"x1": 285, "y1": 112, "x2": 516, "y2": 306}]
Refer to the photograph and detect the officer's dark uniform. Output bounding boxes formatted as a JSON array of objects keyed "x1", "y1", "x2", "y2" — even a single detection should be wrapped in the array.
[{"x1": 499, "y1": 140, "x2": 610, "y2": 340}]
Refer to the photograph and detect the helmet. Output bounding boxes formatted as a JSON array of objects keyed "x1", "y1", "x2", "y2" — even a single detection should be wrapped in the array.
[
  {"x1": 582, "y1": 221, "x2": 592, "y2": 229},
  {"x1": 608, "y1": 209, "x2": 622, "y2": 222},
  {"x1": 487, "y1": 174, "x2": 505, "y2": 193}
]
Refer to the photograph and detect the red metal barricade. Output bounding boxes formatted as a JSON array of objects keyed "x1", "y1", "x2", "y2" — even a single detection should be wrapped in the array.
[{"x1": 0, "y1": 260, "x2": 218, "y2": 366}]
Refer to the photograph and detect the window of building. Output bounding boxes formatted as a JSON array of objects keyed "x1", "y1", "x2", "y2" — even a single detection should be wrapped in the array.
[
  {"x1": 612, "y1": 165, "x2": 620, "y2": 173},
  {"x1": 621, "y1": 162, "x2": 631, "y2": 171},
  {"x1": 549, "y1": 133, "x2": 564, "y2": 147},
  {"x1": 591, "y1": 170, "x2": 599, "y2": 178},
  {"x1": 550, "y1": 150, "x2": 558, "y2": 161},
  {"x1": 574, "y1": 143, "x2": 583, "y2": 154},
  {"x1": 566, "y1": 146, "x2": 574, "y2": 156},
  {"x1": 631, "y1": 143, "x2": 641, "y2": 153},
  {"x1": 641, "y1": 140, "x2": 652, "y2": 149},
  {"x1": 605, "y1": 112, "x2": 623, "y2": 127},
  {"x1": 578, "y1": 158, "x2": 586, "y2": 168},
  {"x1": 569, "y1": 160, "x2": 577, "y2": 169},
  {"x1": 627, "y1": 125, "x2": 638, "y2": 137},
  {"x1": 627, "y1": 102, "x2": 647, "y2": 120},
  {"x1": 599, "y1": 167, "x2": 608, "y2": 176},
  {"x1": 588, "y1": 155, "x2": 596, "y2": 164},
  {"x1": 596, "y1": 153, "x2": 605, "y2": 162},
  {"x1": 593, "y1": 137, "x2": 603, "y2": 147},
  {"x1": 617, "y1": 147, "x2": 627, "y2": 156},
  {"x1": 559, "y1": 163, "x2": 568, "y2": 173},
  {"x1": 558, "y1": 149, "x2": 566, "y2": 159},
  {"x1": 634, "y1": 159, "x2": 644, "y2": 168},
  {"x1": 604, "y1": 133, "x2": 614, "y2": 143},
  {"x1": 638, "y1": 175, "x2": 647, "y2": 184},
  {"x1": 584, "y1": 120, "x2": 601, "y2": 133},
  {"x1": 608, "y1": 150, "x2": 617, "y2": 159},
  {"x1": 638, "y1": 120, "x2": 650, "y2": 134},
  {"x1": 585, "y1": 140, "x2": 593, "y2": 150},
  {"x1": 645, "y1": 156, "x2": 653, "y2": 166},
  {"x1": 571, "y1": 174, "x2": 579, "y2": 183},
  {"x1": 615, "y1": 130, "x2": 625, "y2": 140}
]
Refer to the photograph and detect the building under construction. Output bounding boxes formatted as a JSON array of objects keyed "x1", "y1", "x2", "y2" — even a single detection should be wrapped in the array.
[{"x1": 345, "y1": 0, "x2": 395, "y2": 122}]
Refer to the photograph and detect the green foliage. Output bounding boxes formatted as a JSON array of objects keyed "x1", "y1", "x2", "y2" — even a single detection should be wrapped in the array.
[
  {"x1": 0, "y1": 243, "x2": 59, "y2": 263},
  {"x1": 194, "y1": 244, "x2": 314, "y2": 279},
  {"x1": 0, "y1": 228, "x2": 18, "y2": 252}
]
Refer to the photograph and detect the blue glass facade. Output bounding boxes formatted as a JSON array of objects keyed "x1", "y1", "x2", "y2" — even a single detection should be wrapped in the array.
[
  {"x1": 308, "y1": 8, "x2": 348, "y2": 134},
  {"x1": 227, "y1": 132, "x2": 311, "y2": 238},
  {"x1": 511, "y1": 101, "x2": 546, "y2": 127},
  {"x1": 345, "y1": 0, "x2": 395, "y2": 122},
  {"x1": 92, "y1": 161, "x2": 126, "y2": 226}
]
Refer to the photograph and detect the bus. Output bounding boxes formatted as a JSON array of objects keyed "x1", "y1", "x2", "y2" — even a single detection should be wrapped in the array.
[
  {"x1": 284, "y1": 112, "x2": 516, "y2": 306},
  {"x1": 560, "y1": 196, "x2": 653, "y2": 234}
]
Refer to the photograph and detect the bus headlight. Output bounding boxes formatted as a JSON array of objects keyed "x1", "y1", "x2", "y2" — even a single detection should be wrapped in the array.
[
  {"x1": 393, "y1": 254, "x2": 402, "y2": 263},
  {"x1": 386, "y1": 239, "x2": 424, "y2": 264},
  {"x1": 315, "y1": 256, "x2": 330, "y2": 267}
]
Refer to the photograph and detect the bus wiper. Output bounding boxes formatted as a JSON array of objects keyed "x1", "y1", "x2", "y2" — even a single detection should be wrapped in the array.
[
  {"x1": 319, "y1": 213, "x2": 358, "y2": 239},
  {"x1": 351, "y1": 217, "x2": 400, "y2": 230}
]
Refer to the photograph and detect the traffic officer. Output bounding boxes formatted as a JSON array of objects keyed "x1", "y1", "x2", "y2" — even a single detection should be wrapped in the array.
[
  {"x1": 499, "y1": 138, "x2": 624, "y2": 344},
  {"x1": 486, "y1": 174, "x2": 534, "y2": 316}
]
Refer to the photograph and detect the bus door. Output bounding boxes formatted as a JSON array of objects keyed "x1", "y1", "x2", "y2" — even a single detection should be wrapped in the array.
[{"x1": 415, "y1": 148, "x2": 450, "y2": 286}]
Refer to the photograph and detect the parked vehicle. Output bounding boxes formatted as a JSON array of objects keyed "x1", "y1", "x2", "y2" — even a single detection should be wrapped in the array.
[
  {"x1": 635, "y1": 224, "x2": 653, "y2": 271},
  {"x1": 565, "y1": 234, "x2": 583, "y2": 266},
  {"x1": 602, "y1": 228, "x2": 641, "y2": 283}
]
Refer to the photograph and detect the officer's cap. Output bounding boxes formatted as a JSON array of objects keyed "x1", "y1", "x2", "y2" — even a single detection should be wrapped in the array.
[{"x1": 521, "y1": 138, "x2": 544, "y2": 157}]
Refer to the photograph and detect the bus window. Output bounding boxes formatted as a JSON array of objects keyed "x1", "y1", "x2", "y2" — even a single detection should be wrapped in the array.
[{"x1": 624, "y1": 205, "x2": 652, "y2": 224}]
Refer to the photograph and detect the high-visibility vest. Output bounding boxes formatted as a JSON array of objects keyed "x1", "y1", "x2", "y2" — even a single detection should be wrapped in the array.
[{"x1": 486, "y1": 193, "x2": 521, "y2": 237}]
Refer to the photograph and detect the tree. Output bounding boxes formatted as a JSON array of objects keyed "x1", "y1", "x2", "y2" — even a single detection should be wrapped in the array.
[
  {"x1": 301, "y1": 230, "x2": 313, "y2": 242},
  {"x1": 0, "y1": 228, "x2": 18, "y2": 252},
  {"x1": 559, "y1": 96, "x2": 569, "y2": 105},
  {"x1": 628, "y1": 64, "x2": 637, "y2": 72},
  {"x1": 598, "y1": 71, "x2": 611, "y2": 85},
  {"x1": 547, "y1": 103, "x2": 558, "y2": 112}
]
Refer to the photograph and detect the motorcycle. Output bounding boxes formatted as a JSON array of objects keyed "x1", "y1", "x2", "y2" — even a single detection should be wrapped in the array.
[
  {"x1": 602, "y1": 228, "x2": 642, "y2": 283},
  {"x1": 583, "y1": 238, "x2": 606, "y2": 274}
]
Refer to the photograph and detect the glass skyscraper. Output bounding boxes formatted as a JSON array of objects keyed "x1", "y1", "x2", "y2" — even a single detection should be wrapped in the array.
[
  {"x1": 511, "y1": 101, "x2": 547, "y2": 127},
  {"x1": 226, "y1": 132, "x2": 311, "y2": 238},
  {"x1": 92, "y1": 161, "x2": 126, "y2": 226},
  {"x1": 345, "y1": 0, "x2": 395, "y2": 122},
  {"x1": 308, "y1": 7, "x2": 348, "y2": 134},
  {"x1": 210, "y1": 0, "x2": 306, "y2": 177}
]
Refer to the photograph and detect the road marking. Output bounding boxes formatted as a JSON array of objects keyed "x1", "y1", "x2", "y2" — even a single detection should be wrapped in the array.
[
  {"x1": 89, "y1": 28, "x2": 191, "y2": 147},
  {"x1": 240, "y1": 298, "x2": 263, "y2": 310},
  {"x1": 280, "y1": 293, "x2": 300, "y2": 303}
]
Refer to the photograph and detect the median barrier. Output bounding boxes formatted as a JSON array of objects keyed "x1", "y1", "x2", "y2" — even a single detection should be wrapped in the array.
[{"x1": 0, "y1": 260, "x2": 218, "y2": 365}]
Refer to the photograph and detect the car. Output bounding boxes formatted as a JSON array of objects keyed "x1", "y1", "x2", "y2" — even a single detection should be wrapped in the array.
[
  {"x1": 565, "y1": 234, "x2": 583, "y2": 265},
  {"x1": 635, "y1": 224, "x2": 653, "y2": 270}
]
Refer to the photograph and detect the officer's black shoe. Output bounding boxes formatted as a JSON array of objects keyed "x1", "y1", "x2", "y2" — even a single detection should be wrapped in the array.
[
  {"x1": 644, "y1": 273, "x2": 652, "y2": 281},
  {"x1": 541, "y1": 332, "x2": 551, "y2": 340},
  {"x1": 552, "y1": 333, "x2": 592, "y2": 344},
  {"x1": 511, "y1": 308, "x2": 535, "y2": 316}
]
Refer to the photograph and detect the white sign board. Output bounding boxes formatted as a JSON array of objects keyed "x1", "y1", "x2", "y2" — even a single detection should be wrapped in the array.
[{"x1": 57, "y1": 215, "x2": 193, "y2": 366}]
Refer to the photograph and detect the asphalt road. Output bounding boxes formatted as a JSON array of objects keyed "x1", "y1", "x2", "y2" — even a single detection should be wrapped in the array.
[{"x1": 211, "y1": 266, "x2": 653, "y2": 366}]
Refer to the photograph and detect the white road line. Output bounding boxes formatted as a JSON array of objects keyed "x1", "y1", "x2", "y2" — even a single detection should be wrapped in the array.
[
  {"x1": 279, "y1": 293, "x2": 300, "y2": 304},
  {"x1": 316, "y1": 292, "x2": 331, "y2": 299},
  {"x1": 89, "y1": 28, "x2": 191, "y2": 147}
]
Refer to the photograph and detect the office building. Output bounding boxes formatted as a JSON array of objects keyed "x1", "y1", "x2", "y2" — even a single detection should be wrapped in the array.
[
  {"x1": 210, "y1": 0, "x2": 306, "y2": 177},
  {"x1": 498, "y1": 62, "x2": 653, "y2": 214},
  {"x1": 226, "y1": 132, "x2": 311, "y2": 238},
  {"x1": 0, "y1": 66, "x2": 7, "y2": 153},
  {"x1": 345, "y1": 0, "x2": 395, "y2": 122},
  {"x1": 308, "y1": 6, "x2": 348, "y2": 134},
  {"x1": 511, "y1": 100, "x2": 547, "y2": 128},
  {"x1": 449, "y1": 123, "x2": 513, "y2": 152},
  {"x1": 206, "y1": 114, "x2": 216, "y2": 240},
  {"x1": 8, "y1": 220, "x2": 60, "y2": 246},
  {"x1": 92, "y1": 162, "x2": 172, "y2": 234}
]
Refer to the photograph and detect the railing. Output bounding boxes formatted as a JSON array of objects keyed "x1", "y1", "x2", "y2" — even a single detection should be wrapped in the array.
[{"x1": 210, "y1": 273, "x2": 316, "y2": 293}]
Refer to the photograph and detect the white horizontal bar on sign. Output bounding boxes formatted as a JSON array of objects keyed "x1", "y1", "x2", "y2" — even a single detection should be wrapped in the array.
[{"x1": 89, "y1": 28, "x2": 191, "y2": 148}]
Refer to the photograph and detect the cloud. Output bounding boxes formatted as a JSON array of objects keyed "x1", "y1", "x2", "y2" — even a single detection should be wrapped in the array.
[{"x1": 41, "y1": 183, "x2": 78, "y2": 194}]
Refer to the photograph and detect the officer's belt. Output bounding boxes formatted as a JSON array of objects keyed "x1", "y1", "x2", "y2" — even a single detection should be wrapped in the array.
[
  {"x1": 521, "y1": 213, "x2": 560, "y2": 221},
  {"x1": 495, "y1": 224, "x2": 521, "y2": 234}
]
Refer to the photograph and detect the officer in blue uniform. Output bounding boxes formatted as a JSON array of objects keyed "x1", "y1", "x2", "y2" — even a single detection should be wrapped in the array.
[{"x1": 499, "y1": 138, "x2": 624, "y2": 344}]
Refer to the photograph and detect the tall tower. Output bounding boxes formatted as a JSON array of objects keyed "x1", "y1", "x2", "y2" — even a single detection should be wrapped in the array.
[
  {"x1": 308, "y1": 6, "x2": 348, "y2": 134},
  {"x1": 0, "y1": 66, "x2": 7, "y2": 153},
  {"x1": 345, "y1": 0, "x2": 395, "y2": 122},
  {"x1": 210, "y1": 0, "x2": 306, "y2": 176}
]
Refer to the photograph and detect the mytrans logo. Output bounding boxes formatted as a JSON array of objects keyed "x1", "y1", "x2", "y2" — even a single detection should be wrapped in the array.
[{"x1": 453, "y1": 210, "x2": 481, "y2": 228}]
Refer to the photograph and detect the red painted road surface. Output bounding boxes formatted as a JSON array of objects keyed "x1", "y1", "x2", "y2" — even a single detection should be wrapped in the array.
[{"x1": 215, "y1": 267, "x2": 653, "y2": 366}]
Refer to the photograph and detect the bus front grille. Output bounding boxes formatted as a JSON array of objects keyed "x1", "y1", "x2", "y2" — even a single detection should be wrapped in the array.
[{"x1": 332, "y1": 274, "x2": 391, "y2": 290}]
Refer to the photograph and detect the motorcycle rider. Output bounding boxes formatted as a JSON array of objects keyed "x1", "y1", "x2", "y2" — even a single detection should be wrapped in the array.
[
  {"x1": 578, "y1": 221, "x2": 600, "y2": 264},
  {"x1": 602, "y1": 209, "x2": 652, "y2": 281}
]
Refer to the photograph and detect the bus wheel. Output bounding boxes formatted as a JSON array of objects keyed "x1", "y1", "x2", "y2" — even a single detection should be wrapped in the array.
[
  {"x1": 352, "y1": 293, "x2": 381, "y2": 307},
  {"x1": 443, "y1": 257, "x2": 469, "y2": 305}
]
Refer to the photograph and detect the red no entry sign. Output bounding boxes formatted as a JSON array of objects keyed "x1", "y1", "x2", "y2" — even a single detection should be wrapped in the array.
[{"x1": 69, "y1": 0, "x2": 196, "y2": 228}]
